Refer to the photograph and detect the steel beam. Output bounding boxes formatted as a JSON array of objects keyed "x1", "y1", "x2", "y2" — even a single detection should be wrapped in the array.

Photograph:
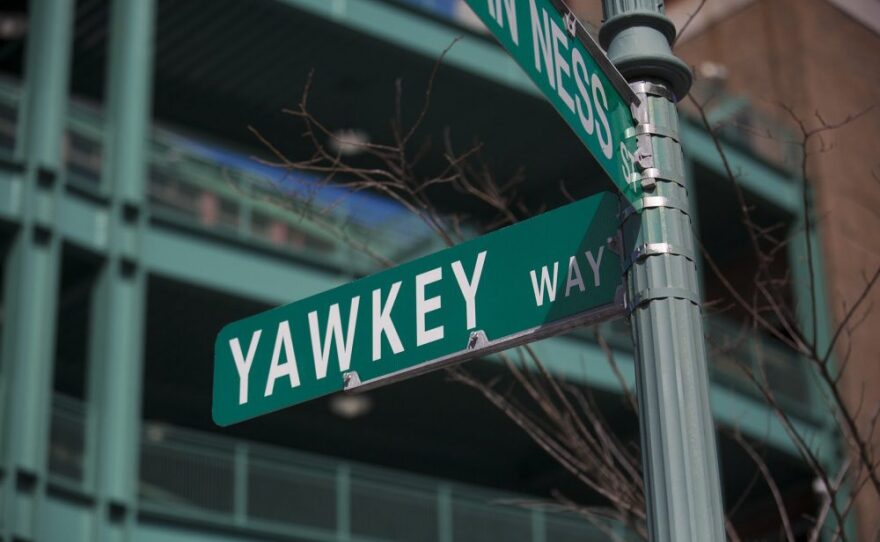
[
  {"x1": 0, "y1": 0, "x2": 74, "y2": 539},
  {"x1": 788, "y1": 205, "x2": 850, "y2": 541},
  {"x1": 84, "y1": 0, "x2": 155, "y2": 540}
]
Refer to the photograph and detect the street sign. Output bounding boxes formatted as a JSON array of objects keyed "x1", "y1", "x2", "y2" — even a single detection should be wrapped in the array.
[
  {"x1": 464, "y1": 0, "x2": 641, "y2": 203},
  {"x1": 213, "y1": 191, "x2": 624, "y2": 426}
]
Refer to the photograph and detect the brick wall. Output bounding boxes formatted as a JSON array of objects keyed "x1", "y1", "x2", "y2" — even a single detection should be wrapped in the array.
[{"x1": 675, "y1": 1, "x2": 880, "y2": 539}]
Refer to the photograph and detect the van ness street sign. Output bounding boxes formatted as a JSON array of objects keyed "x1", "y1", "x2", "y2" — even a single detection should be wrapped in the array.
[
  {"x1": 464, "y1": 0, "x2": 641, "y2": 203},
  {"x1": 213, "y1": 192, "x2": 624, "y2": 426}
]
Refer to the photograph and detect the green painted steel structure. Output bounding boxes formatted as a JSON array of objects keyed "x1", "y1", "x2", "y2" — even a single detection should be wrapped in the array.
[
  {"x1": 85, "y1": 0, "x2": 155, "y2": 540},
  {"x1": 0, "y1": 0, "x2": 841, "y2": 540},
  {"x1": 0, "y1": 1, "x2": 74, "y2": 539}
]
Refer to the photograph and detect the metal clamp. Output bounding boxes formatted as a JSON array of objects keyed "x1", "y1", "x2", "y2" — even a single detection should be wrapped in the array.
[
  {"x1": 624, "y1": 242, "x2": 695, "y2": 272},
  {"x1": 638, "y1": 169, "x2": 658, "y2": 191},
  {"x1": 466, "y1": 330, "x2": 489, "y2": 350},
  {"x1": 619, "y1": 196, "x2": 690, "y2": 222},
  {"x1": 343, "y1": 371, "x2": 362, "y2": 391},
  {"x1": 629, "y1": 81, "x2": 675, "y2": 102},
  {"x1": 626, "y1": 287, "x2": 700, "y2": 313},
  {"x1": 638, "y1": 168, "x2": 686, "y2": 191},
  {"x1": 606, "y1": 232, "x2": 623, "y2": 256},
  {"x1": 624, "y1": 123, "x2": 680, "y2": 142},
  {"x1": 342, "y1": 299, "x2": 627, "y2": 394}
]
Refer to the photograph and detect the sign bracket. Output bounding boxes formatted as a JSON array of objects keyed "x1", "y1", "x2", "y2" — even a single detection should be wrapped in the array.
[{"x1": 342, "y1": 296, "x2": 625, "y2": 394}]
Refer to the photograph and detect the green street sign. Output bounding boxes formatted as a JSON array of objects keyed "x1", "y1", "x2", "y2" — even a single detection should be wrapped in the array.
[
  {"x1": 213, "y1": 192, "x2": 624, "y2": 426},
  {"x1": 464, "y1": 0, "x2": 641, "y2": 203}
]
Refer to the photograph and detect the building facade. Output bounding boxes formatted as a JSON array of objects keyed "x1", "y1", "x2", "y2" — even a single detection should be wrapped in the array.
[{"x1": 669, "y1": 1, "x2": 880, "y2": 538}]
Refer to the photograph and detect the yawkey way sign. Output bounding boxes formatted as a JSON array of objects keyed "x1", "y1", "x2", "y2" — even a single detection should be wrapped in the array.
[{"x1": 214, "y1": 193, "x2": 623, "y2": 426}]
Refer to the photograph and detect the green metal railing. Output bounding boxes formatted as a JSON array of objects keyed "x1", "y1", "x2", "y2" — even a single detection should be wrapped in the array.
[
  {"x1": 48, "y1": 393, "x2": 605, "y2": 542},
  {"x1": 0, "y1": 76, "x2": 435, "y2": 279},
  {"x1": 589, "y1": 315, "x2": 813, "y2": 415}
]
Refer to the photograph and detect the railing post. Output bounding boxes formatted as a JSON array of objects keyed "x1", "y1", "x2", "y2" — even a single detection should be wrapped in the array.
[
  {"x1": 787, "y1": 202, "x2": 851, "y2": 540},
  {"x1": 530, "y1": 508, "x2": 546, "y2": 542},
  {"x1": 437, "y1": 483, "x2": 453, "y2": 542},
  {"x1": 600, "y1": 1, "x2": 726, "y2": 540},
  {"x1": 233, "y1": 442, "x2": 249, "y2": 526},
  {"x1": 336, "y1": 463, "x2": 351, "y2": 541},
  {"x1": 0, "y1": 0, "x2": 74, "y2": 539}
]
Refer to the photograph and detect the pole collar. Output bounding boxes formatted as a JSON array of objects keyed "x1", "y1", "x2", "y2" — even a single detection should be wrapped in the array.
[
  {"x1": 599, "y1": 11, "x2": 676, "y2": 49},
  {"x1": 598, "y1": 10, "x2": 693, "y2": 100}
]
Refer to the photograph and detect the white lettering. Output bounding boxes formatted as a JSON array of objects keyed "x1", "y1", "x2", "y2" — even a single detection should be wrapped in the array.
[
  {"x1": 620, "y1": 141, "x2": 635, "y2": 182},
  {"x1": 264, "y1": 321, "x2": 301, "y2": 397},
  {"x1": 564, "y1": 256, "x2": 585, "y2": 297},
  {"x1": 451, "y1": 251, "x2": 487, "y2": 330},
  {"x1": 529, "y1": 0, "x2": 555, "y2": 88},
  {"x1": 571, "y1": 48, "x2": 594, "y2": 135},
  {"x1": 585, "y1": 246, "x2": 605, "y2": 287},
  {"x1": 416, "y1": 268, "x2": 444, "y2": 346},
  {"x1": 489, "y1": 0, "x2": 519, "y2": 45},
  {"x1": 372, "y1": 282, "x2": 404, "y2": 361},
  {"x1": 230, "y1": 330, "x2": 261, "y2": 405},
  {"x1": 529, "y1": 262, "x2": 559, "y2": 306},
  {"x1": 308, "y1": 297, "x2": 360, "y2": 379},
  {"x1": 551, "y1": 21, "x2": 574, "y2": 112},
  {"x1": 591, "y1": 73, "x2": 613, "y2": 159}
]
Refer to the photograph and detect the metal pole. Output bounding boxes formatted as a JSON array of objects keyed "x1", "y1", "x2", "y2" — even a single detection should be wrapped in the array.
[{"x1": 599, "y1": 1, "x2": 726, "y2": 540}]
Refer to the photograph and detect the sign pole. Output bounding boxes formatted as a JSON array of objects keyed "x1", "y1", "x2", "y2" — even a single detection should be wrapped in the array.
[{"x1": 599, "y1": 1, "x2": 726, "y2": 540}]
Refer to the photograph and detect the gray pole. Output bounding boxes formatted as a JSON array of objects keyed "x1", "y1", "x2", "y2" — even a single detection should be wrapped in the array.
[{"x1": 599, "y1": 1, "x2": 726, "y2": 540}]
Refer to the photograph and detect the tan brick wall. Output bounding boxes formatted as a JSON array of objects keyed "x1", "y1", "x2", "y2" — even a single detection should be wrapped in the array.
[{"x1": 676, "y1": 1, "x2": 880, "y2": 539}]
